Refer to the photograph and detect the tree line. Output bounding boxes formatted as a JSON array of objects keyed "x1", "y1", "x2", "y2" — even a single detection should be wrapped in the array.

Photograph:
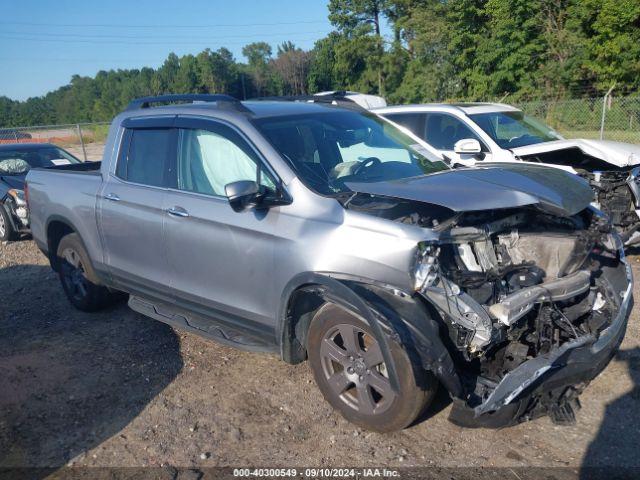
[{"x1": 1, "y1": 0, "x2": 639, "y2": 127}]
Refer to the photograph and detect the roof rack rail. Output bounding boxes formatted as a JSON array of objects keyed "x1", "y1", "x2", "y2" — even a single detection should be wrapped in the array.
[
  {"x1": 250, "y1": 91, "x2": 366, "y2": 111},
  {"x1": 126, "y1": 94, "x2": 251, "y2": 113}
]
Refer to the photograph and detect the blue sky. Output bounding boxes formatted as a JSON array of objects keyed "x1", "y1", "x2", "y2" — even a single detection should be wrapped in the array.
[{"x1": 0, "y1": 0, "x2": 340, "y2": 100}]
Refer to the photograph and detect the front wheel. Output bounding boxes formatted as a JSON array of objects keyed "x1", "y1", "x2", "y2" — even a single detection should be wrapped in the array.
[
  {"x1": 56, "y1": 233, "x2": 118, "y2": 312},
  {"x1": 0, "y1": 205, "x2": 18, "y2": 242},
  {"x1": 307, "y1": 303, "x2": 437, "y2": 432}
]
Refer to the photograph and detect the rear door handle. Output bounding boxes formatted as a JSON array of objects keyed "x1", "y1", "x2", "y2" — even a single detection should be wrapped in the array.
[
  {"x1": 167, "y1": 207, "x2": 189, "y2": 218},
  {"x1": 104, "y1": 193, "x2": 120, "y2": 202}
]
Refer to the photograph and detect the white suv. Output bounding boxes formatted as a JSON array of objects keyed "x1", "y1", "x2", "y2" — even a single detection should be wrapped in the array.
[{"x1": 375, "y1": 102, "x2": 640, "y2": 246}]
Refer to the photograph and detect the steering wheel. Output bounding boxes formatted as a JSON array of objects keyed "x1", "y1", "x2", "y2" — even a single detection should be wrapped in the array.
[
  {"x1": 508, "y1": 134, "x2": 534, "y2": 145},
  {"x1": 353, "y1": 157, "x2": 382, "y2": 176}
]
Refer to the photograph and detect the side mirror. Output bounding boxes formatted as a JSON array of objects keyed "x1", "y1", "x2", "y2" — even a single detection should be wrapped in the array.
[
  {"x1": 454, "y1": 138, "x2": 482, "y2": 155},
  {"x1": 225, "y1": 180, "x2": 263, "y2": 212}
]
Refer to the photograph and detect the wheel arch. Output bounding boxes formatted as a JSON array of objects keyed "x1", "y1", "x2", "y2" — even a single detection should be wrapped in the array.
[
  {"x1": 45, "y1": 216, "x2": 82, "y2": 271},
  {"x1": 279, "y1": 272, "x2": 464, "y2": 398}
]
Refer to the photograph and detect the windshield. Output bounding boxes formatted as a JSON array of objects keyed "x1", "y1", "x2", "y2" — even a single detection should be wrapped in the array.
[
  {"x1": 0, "y1": 146, "x2": 80, "y2": 175},
  {"x1": 253, "y1": 110, "x2": 449, "y2": 195},
  {"x1": 469, "y1": 111, "x2": 562, "y2": 149}
]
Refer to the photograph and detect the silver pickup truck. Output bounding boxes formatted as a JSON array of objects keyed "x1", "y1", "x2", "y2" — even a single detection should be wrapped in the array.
[{"x1": 26, "y1": 94, "x2": 633, "y2": 432}]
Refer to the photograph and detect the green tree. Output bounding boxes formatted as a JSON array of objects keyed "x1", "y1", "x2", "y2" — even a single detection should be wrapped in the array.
[
  {"x1": 152, "y1": 53, "x2": 180, "y2": 94},
  {"x1": 532, "y1": 0, "x2": 589, "y2": 98},
  {"x1": 390, "y1": 0, "x2": 455, "y2": 101},
  {"x1": 329, "y1": 0, "x2": 389, "y2": 93},
  {"x1": 242, "y1": 42, "x2": 276, "y2": 96},
  {"x1": 579, "y1": 0, "x2": 640, "y2": 94},
  {"x1": 195, "y1": 48, "x2": 238, "y2": 94},
  {"x1": 173, "y1": 55, "x2": 199, "y2": 93},
  {"x1": 272, "y1": 42, "x2": 312, "y2": 95},
  {"x1": 329, "y1": 0, "x2": 387, "y2": 36},
  {"x1": 471, "y1": 0, "x2": 546, "y2": 99},
  {"x1": 308, "y1": 33, "x2": 341, "y2": 92},
  {"x1": 333, "y1": 34, "x2": 381, "y2": 93}
]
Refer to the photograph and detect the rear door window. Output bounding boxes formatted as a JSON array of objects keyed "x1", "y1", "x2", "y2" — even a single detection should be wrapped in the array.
[
  {"x1": 116, "y1": 128, "x2": 176, "y2": 187},
  {"x1": 384, "y1": 113, "x2": 425, "y2": 138},
  {"x1": 424, "y1": 113, "x2": 485, "y2": 151}
]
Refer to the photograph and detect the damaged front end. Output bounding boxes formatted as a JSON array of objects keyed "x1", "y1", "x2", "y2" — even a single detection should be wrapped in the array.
[
  {"x1": 516, "y1": 146, "x2": 640, "y2": 247},
  {"x1": 585, "y1": 167, "x2": 640, "y2": 247},
  {"x1": 3, "y1": 188, "x2": 29, "y2": 232},
  {"x1": 413, "y1": 206, "x2": 633, "y2": 427}
]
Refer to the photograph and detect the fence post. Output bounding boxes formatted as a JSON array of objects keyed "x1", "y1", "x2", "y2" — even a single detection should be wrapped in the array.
[
  {"x1": 76, "y1": 123, "x2": 88, "y2": 162},
  {"x1": 600, "y1": 84, "x2": 616, "y2": 140}
]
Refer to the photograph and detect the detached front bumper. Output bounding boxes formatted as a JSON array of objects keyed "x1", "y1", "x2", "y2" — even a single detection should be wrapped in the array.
[{"x1": 449, "y1": 246, "x2": 633, "y2": 428}]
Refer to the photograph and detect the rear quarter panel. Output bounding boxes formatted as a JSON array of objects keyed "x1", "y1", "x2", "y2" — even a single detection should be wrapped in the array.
[
  {"x1": 27, "y1": 115, "x2": 124, "y2": 268},
  {"x1": 27, "y1": 169, "x2": 105, "y2": 269}
]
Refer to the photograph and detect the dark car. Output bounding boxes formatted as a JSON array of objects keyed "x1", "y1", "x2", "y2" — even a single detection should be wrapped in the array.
[
  {"x1": 0, "y1": 129, "x2": 32, "y2": 141},
  {"x1": 0, "y1": 143, "x2": 80, "y2": 241}
]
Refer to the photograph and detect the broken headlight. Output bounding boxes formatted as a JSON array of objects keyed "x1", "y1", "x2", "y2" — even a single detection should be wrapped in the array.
[
  {"x1": 8, "y1": 188, "x2": 26, "y2": 206},
  {"x1": 8, "y1": 189, "x2": 29, "y2": 224},
  {"x1": 412, "y1": 242, "x2": 440, "y2": 292}
]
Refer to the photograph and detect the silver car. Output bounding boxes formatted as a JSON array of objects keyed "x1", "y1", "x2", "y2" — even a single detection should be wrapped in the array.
[{"x1": 26, "y1": 94, "x2": 633, "y2": 432}]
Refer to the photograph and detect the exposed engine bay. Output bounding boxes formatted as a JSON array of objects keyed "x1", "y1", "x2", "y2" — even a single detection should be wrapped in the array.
[
  {"x1": 410, "y1": 206, "x2": 626, "y2": 415},
  {"x1": 519, "y1": 147, "x2": 640, "y2": 246}
]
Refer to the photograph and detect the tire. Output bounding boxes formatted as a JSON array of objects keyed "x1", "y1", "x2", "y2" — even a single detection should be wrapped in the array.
[
  {"x1": 0, "y1": 205, "x2": 18, "y2": 242},
  {"x1": 56, "y1": 233, "x2": 116, "y2": 312},
  {"x1": 307, "y1": 303, "x2": 437, "y2": 432}
]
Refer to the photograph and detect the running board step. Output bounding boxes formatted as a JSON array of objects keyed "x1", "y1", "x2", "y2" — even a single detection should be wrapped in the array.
[{"x1": 128, "y1": 295, "x2": 276, "y2": 353}]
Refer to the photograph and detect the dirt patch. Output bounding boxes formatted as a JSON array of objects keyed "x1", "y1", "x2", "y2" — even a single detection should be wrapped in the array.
[
  {"x1": 65, "y1": 142, "x2": 104, "y2": 162},
  {"x1": 0, "y1": 240, "x2": 639, "y2": 469}
]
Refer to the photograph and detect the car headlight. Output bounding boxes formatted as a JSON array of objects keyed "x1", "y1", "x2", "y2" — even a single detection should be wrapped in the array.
[
  {"x1": 413, "y1": 242, "x2": 440, "y2": 292},
  {"x1": 8, "y1": 188, "x2": 26, "y2": 205}
]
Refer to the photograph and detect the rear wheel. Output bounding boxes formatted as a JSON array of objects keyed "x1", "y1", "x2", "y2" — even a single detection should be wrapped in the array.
[
  {"x1": 0, "y1": 205, "x2": 18, "y2": 241},
  {"x1": 57, "y1": 233, "x2": 117, "y2": 312},
  {"x1": 307, "y1": 303, "x2": 437, "y2": 432}
]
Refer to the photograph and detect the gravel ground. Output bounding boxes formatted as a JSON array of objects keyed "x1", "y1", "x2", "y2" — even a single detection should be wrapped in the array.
[{"x1": 0, "y1": 239, "x2": 639, "y2": 471}]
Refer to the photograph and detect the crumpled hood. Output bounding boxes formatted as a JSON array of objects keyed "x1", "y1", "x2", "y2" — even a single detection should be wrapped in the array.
[
  {"x1": 345, "y1": 163, "x2": 593, "y2": 216},
  {"x1": 512, "y1": 139, "x2": 640, "y2": 168}
]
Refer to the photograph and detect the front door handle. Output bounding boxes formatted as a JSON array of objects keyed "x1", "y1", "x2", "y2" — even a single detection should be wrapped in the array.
[
  {"x1": 167, "y1": 207, "x2": 189, "y2": 218},
  {"x1": 104, "y1": 193, "x2": 120, "y2": 202}
]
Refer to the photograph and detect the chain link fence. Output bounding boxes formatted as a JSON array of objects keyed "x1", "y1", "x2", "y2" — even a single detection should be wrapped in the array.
[
  {"x1": 0, "y1": 122, "x2": 110, "y2": 161},
  {"x1": 515, "y1": 95, "x2": 640, "y2": 144}
]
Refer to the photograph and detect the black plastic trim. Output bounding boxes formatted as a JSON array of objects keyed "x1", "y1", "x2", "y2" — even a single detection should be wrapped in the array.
[
  {"x1": 121, "y1": 115, "x2": 176, "y2": 129},
  {"x1": 126, "y1": 94, "x2": 243, "y2": 111},
  {"x1": 110, "y1": 267, "x2": 276, "y2": 346},
  {"x1": 129, "y1": 295, "x2": 277, "y2": 354},
  {"x1": 279, "y1": 272, "x2": 465, "y2": 397}
]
